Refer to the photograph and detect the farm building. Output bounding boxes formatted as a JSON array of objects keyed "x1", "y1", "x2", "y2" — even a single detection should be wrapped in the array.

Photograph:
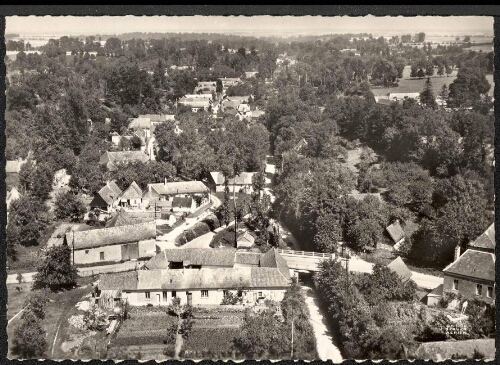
[
  {"x1": 386, "y1": 220, "x2": 406, "y2": 250},
  {"x1": 441, "y1": 223, "x2": 495, "y2": 304},
  {"x1": 143, "y1": 180, "x2": 209, "y2": 202},
  {"x1": 117, "y1": 181, "x2": 143, "y2": 208},
  {"x1": 65, "y1": 221, "x2": 158, "y2": 265},
  {"x1": 97, "y1": 248, "x2": 291, "y2": 307},
  {"x1": 89, "y1": 181, "x2": 122, "y2": 212},
  {"x1": 207, "y1": 171, "x2": 257, "y2": 193}
]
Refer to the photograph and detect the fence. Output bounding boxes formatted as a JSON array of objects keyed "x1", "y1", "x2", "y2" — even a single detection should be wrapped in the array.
[{"x1": 276, "y1": 249, "x2": 335, "y2": 259}]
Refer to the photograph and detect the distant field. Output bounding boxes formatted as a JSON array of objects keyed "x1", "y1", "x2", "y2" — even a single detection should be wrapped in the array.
[{"x1": 372, "y1": 66, "x2": 494, "y2": 98}]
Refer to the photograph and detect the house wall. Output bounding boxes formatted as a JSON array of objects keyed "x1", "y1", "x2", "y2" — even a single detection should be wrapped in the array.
[
  {"x1": 74, "y1": 244, "x2": 122, "y2": 264},
  {"x1": 443, "y1": 274, "x2": 494, "y2": 303},
  {"x1": 138, "y1": 240, "x2": 157, "y2": 259},
  {"x1": 215, "y1": 184, "x2": 253, "y2": 194},
  {"x1": 120, "y1": 288, "x2": 287, "y2": 306}
]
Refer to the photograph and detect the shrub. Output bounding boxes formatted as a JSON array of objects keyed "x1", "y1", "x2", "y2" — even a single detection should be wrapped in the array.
[
  {"x1": 221, "y1": 291, "x2": 242, "y2": 305},
  {"x1": 176, "y1": 222, "x2": 211, "y2": 245}
]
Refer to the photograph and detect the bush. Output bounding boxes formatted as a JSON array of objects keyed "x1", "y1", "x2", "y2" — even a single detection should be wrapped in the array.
[
  {"x1": 176, "y1": 222, "x2": 211, "y2": 245},
  {"x1": 202, "y1": 214, "x2": 221, "y2": 231},
  {"x1": 221, "y1": 291, "x2": 243, "y2": 305}
]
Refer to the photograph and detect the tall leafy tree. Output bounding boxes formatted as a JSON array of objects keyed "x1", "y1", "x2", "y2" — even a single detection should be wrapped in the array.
[
  {"x1": 12, "y1": 310, "x2": 47, "y2": 358},
  {"x1": 54, "y1": 191, "x2": 86, "y2": 222},
  {"x1": 33, "y1": 244, "x2": 78, "y2": 290}
]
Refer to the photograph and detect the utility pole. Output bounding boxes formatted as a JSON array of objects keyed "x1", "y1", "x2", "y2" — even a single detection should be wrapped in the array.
[
  {"x1": 344, "y1": 256, "x2": 350, "y2": 296},
  {"x1": 290, "y1": 305, "x2": 294, "y2": 359}
]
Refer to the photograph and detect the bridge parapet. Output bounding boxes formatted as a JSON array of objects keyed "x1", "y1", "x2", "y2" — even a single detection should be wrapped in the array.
[{"x1": 277, "y1": 248, "x2": 335, "y2": 259}]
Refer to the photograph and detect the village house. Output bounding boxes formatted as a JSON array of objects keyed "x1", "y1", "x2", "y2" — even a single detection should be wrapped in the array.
[
  {"x1": 6, "y1": 186, "x2": 21, "y2": 211},
  {"x1": 171, "y1": 196, "x2": 197, "y2": 213},
  {"x1": 65, "y1": 221, "x2": 158, "y2": 265},
  {"x1": 386, "y1": 256, "x2": 413, "y2": 283},
  {"x1": 89, "y1": 180, "x2": 122, "y2": 212},
  {"x1": 219, "y1": 77, "x2": 242, "y2": 89},
  {"x1": 386, "y1": 220, "x2": 406, "y2": 250},
  {"x1": 99, "y1": 150, "x2": 150, "y2": 171},
  {"x1": 98, "y1": 248, "x2": 291, "y2": 307},
  {"x1": 128, "y1": 114, "x2": 175, "y2": 135},
  {"x1": 142, "y1": 179, "x2": 209, "y2": 208},
  {"x1": 244, "y1": 71, "x2": 258, "y2": 79},
  {"x1": 117, "y1": 181, "x2": 143, "y2": 208},
  {"x1": 178, "y1": 94, "x2": 212, "y2": 112},
  {"x1": 441, "y1": 223, "x2": 495, "y2": 304},
  {"x1": 208, "y1": 171, "x2": 258, "y2": 194}
]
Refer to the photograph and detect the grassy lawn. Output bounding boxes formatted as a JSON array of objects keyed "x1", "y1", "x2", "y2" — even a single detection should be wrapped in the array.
[
  {"x1": 7, "y1": 245, "x2": 45, "y2": 274},
  {"x1": 7, "y1": 277, "x2": 95, "y2": 359},
  {"x1": 7, "y1": 283, "x2": 33, "y2": 321}
]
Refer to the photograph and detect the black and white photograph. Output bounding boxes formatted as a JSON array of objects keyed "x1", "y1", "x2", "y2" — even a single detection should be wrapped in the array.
[{"x1": 3, "y1": 13, "x2": 496, "y2": 361}]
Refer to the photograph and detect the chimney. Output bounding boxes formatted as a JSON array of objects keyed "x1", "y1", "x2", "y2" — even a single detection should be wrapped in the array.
[{"x1": 454, "y1": 245, "x2": 461, "y2": 261}]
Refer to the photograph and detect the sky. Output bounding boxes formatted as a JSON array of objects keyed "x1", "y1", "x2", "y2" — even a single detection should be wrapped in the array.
[{"x1": 6, "y1": 15, "x2": 493, "y2": 37}]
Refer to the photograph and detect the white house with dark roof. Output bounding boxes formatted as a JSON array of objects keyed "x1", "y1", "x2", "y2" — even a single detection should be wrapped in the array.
[
  {"x1": 386, "y1": 220, "x2": 406, "y2": 250},
  {"x1": 97, "y1": 248, "x2": 291, "y2": 307},
  {"x1": 207, "y1": 171, "x2": 257, "y2": 193},
  {"x1": 89, "y1": 181, "x2": 122, "y2": 212},
  {"x1": 441, "y1": 223, "x2": 495, "y2": 304},
  {"x1": 99, "y1": 151, "x2": 150, "y2": 171},
  {"x1": 65, "y1": 221, "x2": 158, "y2": 265},
  {"x1": 118, "y1": 181, "x2": 143, "y2": 208},
  {"x1": 142, "y1": 180, "x2": 209, "y2": 206}
]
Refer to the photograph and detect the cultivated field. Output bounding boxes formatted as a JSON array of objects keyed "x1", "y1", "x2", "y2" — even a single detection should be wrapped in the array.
[{"x1": 372, "y1": 66, "x2": 494, "y2": 98}]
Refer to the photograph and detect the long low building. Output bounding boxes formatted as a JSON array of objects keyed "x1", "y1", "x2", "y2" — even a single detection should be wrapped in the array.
[
  {"x1": 98, "y1": 248, "x2": 291, "y2": 307},
  {"x1": 65, "y1": 221, "x2": 158, "y2": 264}
]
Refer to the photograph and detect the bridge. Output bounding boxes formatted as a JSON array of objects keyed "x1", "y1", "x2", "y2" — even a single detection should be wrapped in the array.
[{"x1": 276, "y1": 249, "x2": 336, "y2": 272}]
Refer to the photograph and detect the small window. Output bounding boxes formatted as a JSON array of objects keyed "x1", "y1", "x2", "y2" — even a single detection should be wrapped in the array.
[
  {"x1": 201, "y1": 290, "x2": 209, "y2": 298},
  {"x1": 476, "y1": 284, "x2": 483, "y2": 296},
  {"x1": 171, "y1": 291, "x2": 176, "y2": 298},
  {"x1": 85, "y1": 250, "x2": 89, "y2": 254},
  {"x1": 100, "y1": 252, "x2": 105, "y2": 261},
  {"x1": 163, "y1": 291, "x2": 168, "y2": 300},
  {"x1": 223, "y1": 290, "x2": 228, "y2": 297},
  {"x1": 258, "y1": 292, "x2": 263, "y2": 298},
  {"x1": 453, "y1": 279, "x2": 458, "y2": 290},
  {"x1": 145, "y1": 292, "x2": 151, "y2": 300},
  {"x1": 487, "y1": 286, "x2": 493, "y2": 298}
]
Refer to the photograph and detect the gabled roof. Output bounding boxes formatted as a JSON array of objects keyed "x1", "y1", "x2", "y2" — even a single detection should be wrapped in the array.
[
  {"x1": 442, "y1": 249, "x2": 495, "y2": 282},
  {"x1": 386, "y1": 256, "x2": 412, "y2": 283},
  {"x1": 237, "y1": 231, "x2": 255, "y2": 244},
  {"x1": 259, "y1": 248, "x2": 290, "y2": 279},
  {"x1": 210, "y1": 172, "x2": 257, "y2": 186},
  {"x1": 172, "y1": 196, "x2": 194, "y2": 208},
  {"x1": 139, "y1": 114, "x2": 175, "y2": 123},
  {"x1": 91, "y1": 181, "x2": 123, "y2": 206},
  {"x1": 67, "y1": 221, "x2": 156, "y2": 250},
  {"x1": 145, "y1": 248, "x2": 238, "y2": 270},
  {"x1": 386, "y1": 221, "x2": 406, "y2": 244},
  {"x1": 105, "y1": 210, "x2": 154, "y2": 228},
  {"x1": 6, "y1": 187, "x2": 21, "y2": 205},
  {"x1": 119, "y1": 181, "x2": 143, "y2": 200},
  {"x1": 147, "y1": 181, "x2": 208, "y2": 196},
  {"x1": 469, "y1": 223, "x2": 495, "y2": 251}
]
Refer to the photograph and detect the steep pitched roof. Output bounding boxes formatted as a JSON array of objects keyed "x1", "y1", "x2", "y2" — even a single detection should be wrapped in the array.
[
  {"x1": 100, "y1": 271, "x2": 139, "y2": 290},
  {"x1": 386, "y1": 221, "x2": 406, "y2": 243},
  {"x1": 259, "y1": 248, "x2": 290, "y2": 279},
  {"x1": 6, "y1": 187, "x2": 21, "y2": 207},
  {"x1": 386, "y1": 256, "x2": 412, "y2": 283},
  {"x1": 172, "y1": 196, "x2": 194, "y2": 209},
  {"x1": 443, "y1": 249, "x2": 495, "y2": 282},
  {"x1": 146, "y1": 181, "x2": 208, "y2": 196},
  {"x1": 469, "y1": 223, "x2": 495, "y2": 251},
  {"x1": 91, "y1": 181, "x2": 123, "y2": 206},
  {"x1": 67, "y1": 221, "x2": 156, "y2": 250},
  {"x1": 119, "y1": 181, "x2": 143, "y2": 200}
]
